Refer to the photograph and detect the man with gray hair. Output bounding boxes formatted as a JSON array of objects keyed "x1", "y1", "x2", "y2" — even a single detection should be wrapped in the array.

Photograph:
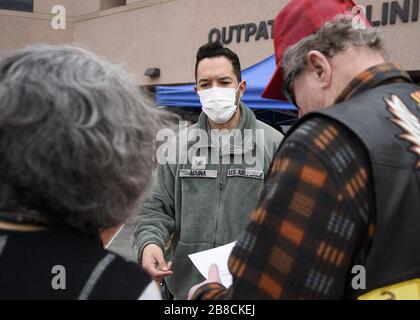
[
  {"x1": 189, "y1": 0, "x2": 420, "y2": 300},
  {"x1": 0, "y1": 44, "x2": 161, "y2": 299}
]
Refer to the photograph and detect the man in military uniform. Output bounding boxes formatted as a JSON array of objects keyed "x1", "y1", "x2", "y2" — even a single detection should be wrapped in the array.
[{"x1": 131, "y1": 42, "x2": 283, "y2": 299}]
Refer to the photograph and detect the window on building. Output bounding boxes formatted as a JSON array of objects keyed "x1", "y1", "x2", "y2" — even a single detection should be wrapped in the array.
[
  {"x1": 100, "y1": 0, "x2": 126, "y2": 11},
  {"x1": 0, "y1": 0, "x2": 33, "y2": 12}
]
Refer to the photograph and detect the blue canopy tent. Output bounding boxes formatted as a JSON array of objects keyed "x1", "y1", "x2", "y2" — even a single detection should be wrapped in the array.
[{"x1": 156, "y1": 55, "x2": 298, "y2": 126}]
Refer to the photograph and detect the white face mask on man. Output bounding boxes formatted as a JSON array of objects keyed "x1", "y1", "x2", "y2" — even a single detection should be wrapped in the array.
[{"x1": 198, "y1": 85, "x2": 241, "y2": 124}]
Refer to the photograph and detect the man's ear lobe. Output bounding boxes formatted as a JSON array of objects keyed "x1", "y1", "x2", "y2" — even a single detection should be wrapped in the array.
[{"x1": 194, "y1": 86, "x2": 198, "y2": 93}]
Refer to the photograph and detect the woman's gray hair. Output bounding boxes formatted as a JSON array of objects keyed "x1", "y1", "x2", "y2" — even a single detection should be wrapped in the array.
[
  {"x1": 282, "y1": 16, "x2": 385, "y2": 92},
  {"x1": 0, "y1": 44, "x2": 161, "y2": 234}
]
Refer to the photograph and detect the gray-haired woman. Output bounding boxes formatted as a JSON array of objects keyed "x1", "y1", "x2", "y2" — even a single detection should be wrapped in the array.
[{"x1": 0, "y1": 44, "x2": 160, "y2": 299}]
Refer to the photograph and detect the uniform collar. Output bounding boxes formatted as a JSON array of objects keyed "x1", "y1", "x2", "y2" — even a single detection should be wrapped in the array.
[{"x1": 195, "y1": 102, "x2": 257, "y2": 154}]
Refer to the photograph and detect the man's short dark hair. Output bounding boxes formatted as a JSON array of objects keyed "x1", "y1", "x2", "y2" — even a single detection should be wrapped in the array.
[{"x1": 195, "y1": 42, "x2": 242, "y2": 82}]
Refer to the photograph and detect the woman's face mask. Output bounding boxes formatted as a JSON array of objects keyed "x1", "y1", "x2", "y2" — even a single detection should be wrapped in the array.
[{"x1": 198, "y1": 84, "x2": 241, "y2": 124}]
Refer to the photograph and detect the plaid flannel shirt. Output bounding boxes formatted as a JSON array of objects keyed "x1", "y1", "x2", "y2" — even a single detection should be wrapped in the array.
[{"x1": 192, "y1": 63, "x2": 411, "y2": 300}]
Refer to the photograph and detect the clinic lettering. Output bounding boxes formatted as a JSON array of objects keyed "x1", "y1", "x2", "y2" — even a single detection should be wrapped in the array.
[
  {"x1": 208, "y1": 20, "x2": 274, "y2": 44},
  {"x1": 366, "y1": 0, "x2": 419, "y2": 26},
  {"x1": 207, "y1": 1, "x2": 419, "y2": 45}
]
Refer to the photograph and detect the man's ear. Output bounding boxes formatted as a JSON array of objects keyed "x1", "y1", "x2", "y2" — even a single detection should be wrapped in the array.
[
  {"x1": 194, "y1": 86, "x2": 198, "y2": 94},
  {"x1": 306, "y1": 50, "x2": 332, "y2": 89},
  {"x1": 238, "y1": 80, "x2": 247, "y2": 97}
]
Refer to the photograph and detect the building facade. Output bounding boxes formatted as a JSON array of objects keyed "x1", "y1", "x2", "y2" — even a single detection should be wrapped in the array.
[{"x1": 1, "y1": 0, "x2": 419, "y2": 87}]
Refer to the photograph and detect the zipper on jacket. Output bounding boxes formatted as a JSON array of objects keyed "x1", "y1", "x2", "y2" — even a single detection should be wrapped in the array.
[{"x1": 213, "y1": 152, "x2": 224, "y2": 246}]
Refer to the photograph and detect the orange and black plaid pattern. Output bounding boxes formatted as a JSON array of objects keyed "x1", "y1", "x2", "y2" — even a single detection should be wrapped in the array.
[
  {"x1": 194, "y1": 118, "x2": 373, "y2": 299},
  {"x1": 193, "y1": 64, "x2": 409, "y2": 300},
  {"x1": 335, "y1": 63, "x2": 411, "y2": 103}
]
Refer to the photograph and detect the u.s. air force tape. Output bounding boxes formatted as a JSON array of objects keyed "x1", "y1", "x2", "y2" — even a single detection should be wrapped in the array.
[{"x1": 227, "y1": 168, "x2": 264, "y2": 180}]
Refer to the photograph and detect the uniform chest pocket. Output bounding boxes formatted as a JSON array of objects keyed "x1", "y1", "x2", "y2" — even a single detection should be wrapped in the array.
[
  {"x1": 178, "y1": 169, "x2": 219, "y2": 243},
  {"x1": 179, "y1": 168, "x2": 219, "y2": 202}
]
